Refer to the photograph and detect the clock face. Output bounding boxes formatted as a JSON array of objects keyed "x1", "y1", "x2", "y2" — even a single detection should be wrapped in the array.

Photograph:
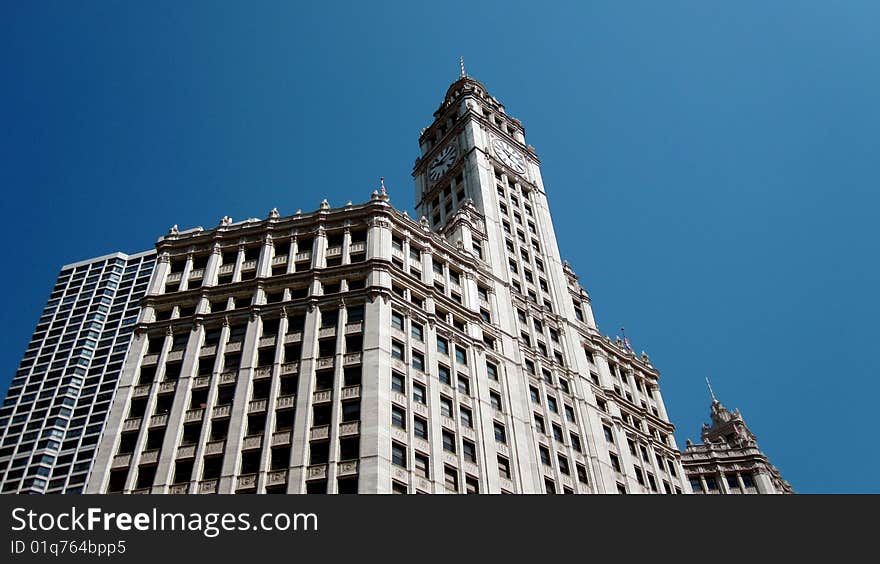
[
  {"x1": 492, "y1": 138, "x2": 526, "y2": 174},
  {"x1": 428, "y1": 144, "x2": 458, "y2": 181}
]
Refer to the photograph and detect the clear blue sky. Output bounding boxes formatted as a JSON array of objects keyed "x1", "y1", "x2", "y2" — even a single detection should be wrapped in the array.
[{"x1": 2, "y1": 2, "x2": 877, "y2": 493}]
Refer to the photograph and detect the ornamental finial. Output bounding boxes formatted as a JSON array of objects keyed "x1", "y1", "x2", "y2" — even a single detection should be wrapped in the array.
[
  {"x1": 460, "y1": 56, "x2": 466, "y2": 78},
  {"x1": 380, "y1": 176, "x2": 387, "y2": 196}
]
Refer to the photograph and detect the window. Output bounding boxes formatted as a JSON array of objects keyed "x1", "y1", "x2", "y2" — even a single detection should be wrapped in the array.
[
  {"x1": 494, "y1": 422, "x2": 506, "y2": 444},
  {"x1": 634, "y1": 466, "x2": 645, "y2": 485},
  {"x1": 391, "y1": 312, "x2": 404, "y2": 331},
  {"x1": 547, "y1": 396, "x2": 558, "y2": 413},
  {"x1": 552, "y1": 424, "x2": 564, "y2": 443},
  {"x1": 391, "y1": 340, "x2": 404, "y2": 361},
  {"x1": 445, "y1": 466, "x2": 459, "y2": 492},
  {"x1": 530, "y1": 386, "x2": 540, "y2": 403},
  {"x1": 689, "y1": 478, "x2": 703, "y2": 492},
  {"x1": 440, "y1": 396, "x2": 453, "y2": 418},
  {"x1": 498, "y1": 456, "x2": 511, "y2": 479},
  {"x1": 564, "y1": 405, "x2": 575, "y2": 423},
  {"x1": 558, "y1": 455, "x2": 570, "y2": 475},
  {"x1": 414, "y1": 453, "x2": 429, "y2": 479},
  {"x1": 391, "y1": 406, "x2": 406, "y2": 429},
  {"x1": 489, "y1": 391, "x2": 502, "y2": 411},
  {"x1": 412, "y1": 383, "x2": 426, "y2": 405},
  {"x1": 454, "y1": 346, "x2": 467, "y2": 365},
  {"x1": 442, "y1": 431, "x2": 456, "y2": 453},
  {"x1": 462, "y1": 440, "x2": 476, "y2": 463},
  {"x1": 436, "y1": 337, "x2": 448, "y2": 355},
  {"x1": 392, "y1": 443, "x2": 406, "y2": 468},
  {"x1": 459, "y1": 406, "x2": 473, "y2": 428},
  {"x1": 576, "y1": 464, "x2": 588, "y2": 484},
  {"x1": 539, "y1": 446, "x2": 551, "y2": 466},
  {"x1": 391, "y1": 372, "x2": 405, "y2": 393},
  {"x1": 705, "y1": 477, "x2": 718, "y2": 492},
  {"x1": 457, "y1": 376, "x2": 470, "y2": 396},
  {"x1": 413, "y1": 417, "x2": 428, "y2": 439},
  {"x1": 603, "y1": 425, "x2": 614, "y2": 443},
  {"x1": 742, "y1": 474, "x2": 756, "y2": 489},
  {"x1": 412, "y1": 352, "x2": 425, "y2": 372},
  {"x1": 534, "y1": 414, "x2": 545, "y2": 434},
  {"x1": 465, "y1": 475, "x2": 479, "y2": 494},
  {"x1": 438, "y1": 364, "x2": 451, "y2": 385},
  {"x1": 486, "y1": 362, "x2": 498, "y2": 381},
  {"x1": 609, "y1": 453, "x2": 621, "y2": 472}
]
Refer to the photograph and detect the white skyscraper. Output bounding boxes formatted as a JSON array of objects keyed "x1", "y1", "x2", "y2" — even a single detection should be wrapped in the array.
[{"x1": 84, "y1": 72, "x2": 689, "y2": 494}]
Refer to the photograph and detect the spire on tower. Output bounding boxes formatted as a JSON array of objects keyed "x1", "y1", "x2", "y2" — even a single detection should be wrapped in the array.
[
  {"x1": 459, "y1": 56, "x2": 467, "y2": 78},
  {"x1": 706, "y1": 377, "x2": 718, "y2": 403}
]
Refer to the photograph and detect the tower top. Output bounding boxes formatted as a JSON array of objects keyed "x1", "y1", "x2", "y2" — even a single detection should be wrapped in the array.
[
  {"x1": 459, "y1": 56, "x2": 467, "y2": 78},
  {"x1": 706, "y1": 377, "x2": 718, "y2": 403}
]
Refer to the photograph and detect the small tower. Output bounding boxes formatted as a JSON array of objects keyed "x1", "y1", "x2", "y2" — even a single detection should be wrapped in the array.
[{"x1": 681, "y1": 382, "x2": 794, "y2": 494}]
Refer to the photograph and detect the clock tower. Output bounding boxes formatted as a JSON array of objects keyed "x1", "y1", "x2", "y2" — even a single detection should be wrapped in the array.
[{"x1": 411, "y1": 66, "x2": 690, "y2": 493}]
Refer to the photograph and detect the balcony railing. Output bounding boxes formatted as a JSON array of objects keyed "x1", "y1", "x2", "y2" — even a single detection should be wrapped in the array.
[
  {"x1": 284, "y1": 332, "x2": 303, "y2": 344},
  {"x1": 198, "y1": 480, "x2": 218, "y2": 494},
  {"x1": 236, "y1": 474, "x2": 257, "y2": 490},
  {"x1": 316, "y1": 356, "x2": 334, "y2": 369},
  {"x1": 337, "y1": 460, "x2": 358, "y2": 477},
  {"x1": 343, "y1": 352, "x2": 362, "y2": 366},
  {"x1": 169, "y1": 483, "x2": 189, "y2": 494},
  {"x1": 312, "y1": 390, "x2": 331, "y2": 403},
  {"x1": 205, "y1": 440, "x2": 225, "y2": 455},
  {"x1": 276, "y1": 394, "x2": 296, "y2": 409},
  {"x1": 149, "y1": 413, "x2": 168, "y2": 427},
  {"x1": 271, "y1": 431, "x2": 292, "y2": 446},
  {"x1": 258, "y1": 336, "x2": 277, "y2": 348},
  {"x1": 242, "y1": 435, "x2": 262, "y2": 450},
  {"x1": 307, "y1": 464, "x2": 328, "y2": 480},
  {"x1": 266, "y1": 469, "x2": 288, "y2": 486},
  {"x1": 248, "y1": 399, "x2": 268, "y2": 413},
  {"x1": 112, "y1": 453, "x2": 132, "y2": 468},
  {"x1": 318, "y1": 326, "x2": 336, "y2": 338},
  {"x1": 184, "y1": 408, "x2": 204, "y2": 423},
  {"x1": 310, "y1": 425, "x2": 330, "y2": 440}
]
